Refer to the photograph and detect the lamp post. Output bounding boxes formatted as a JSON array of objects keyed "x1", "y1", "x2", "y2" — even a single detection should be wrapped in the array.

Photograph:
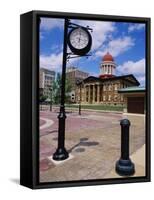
[
  {"x1": 53, "y1": 19, "x2": 92, "y2": 161},
  {"x1": 76, "y1": 80, "x2": 83, "y2": 115},
  {"x1": 53, "y1": 19, "x2": 69, "y2": 161},
  {"x1": 49, "y1": 88, "x2": 52, "y2": 112},
  {"x1": 80, "y1": 82, "x2": 82, "y2": 115}
]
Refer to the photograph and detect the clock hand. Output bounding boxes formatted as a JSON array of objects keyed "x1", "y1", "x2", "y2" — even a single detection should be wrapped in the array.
[{"x1": 78, "y1": 31, "x2": 81, "y2": 42}]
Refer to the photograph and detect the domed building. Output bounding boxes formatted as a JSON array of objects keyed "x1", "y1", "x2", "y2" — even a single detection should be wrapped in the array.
[{"x1": 76, "y1": 52, "x2": 140, "y2": 106}]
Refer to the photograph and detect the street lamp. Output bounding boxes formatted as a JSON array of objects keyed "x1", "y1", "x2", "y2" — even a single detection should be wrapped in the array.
[
  {"x1": 79, "y1": 87, "x2": 81, "y2": 115},
  {"x1": 52, "y1": 19, "x2": 69, "y2": 161},
  {"x1": 76, "y1": 80, "x2": 83, "y2": 115},
  {"x1": 49, "y1": 88, "x2": 52, "y2": 112},
  {"x1": 53, "y1": 19, "x2": 92, "y2": 161}
]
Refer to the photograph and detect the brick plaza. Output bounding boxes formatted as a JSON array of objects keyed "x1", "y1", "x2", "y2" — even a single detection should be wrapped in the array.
[{"x1": 39, "y1": 107, "x2": 145, "y2": 182}]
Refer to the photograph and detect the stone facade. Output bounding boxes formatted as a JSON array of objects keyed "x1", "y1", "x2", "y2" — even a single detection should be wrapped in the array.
[
  {"x1": 76, "y1": 75, "x2": 139, "y2": 106},
  {"x1": 76, "y1": 52, "x2": 140, "y2": 105}
]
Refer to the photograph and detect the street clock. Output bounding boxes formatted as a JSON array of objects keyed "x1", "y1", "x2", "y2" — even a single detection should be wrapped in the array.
[{"x1": 67, "y1": 27, "x2": 92, "y2": 56}]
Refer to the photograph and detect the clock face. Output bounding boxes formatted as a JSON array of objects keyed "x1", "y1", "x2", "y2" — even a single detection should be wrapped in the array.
[
  {"x1": 69, "y1": 28, "x2": 89, "y2": 50},
  {"x1": 67, "y1": 27, "x2": 92, "y2": 56}
]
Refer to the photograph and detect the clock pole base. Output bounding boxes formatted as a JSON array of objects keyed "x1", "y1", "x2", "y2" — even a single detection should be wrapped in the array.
[{"x1": 53, "y1": 148, "x2": 69, "y2": 161}]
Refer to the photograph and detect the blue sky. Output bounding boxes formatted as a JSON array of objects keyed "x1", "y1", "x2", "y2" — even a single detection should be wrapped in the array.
[{"x1": 40, "y1": 17, "x2": 146, "y2": 86}]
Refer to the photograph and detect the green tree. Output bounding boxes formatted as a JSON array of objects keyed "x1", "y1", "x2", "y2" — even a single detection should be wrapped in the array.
[
  {"x1": 39, "y1": 94, "x2": 48, "y2": 103},
  {"x1": 65, "y1": 76, "x2": 73, "y2": 103},
  {"x1": 52, "y1": 73, "x2": 61, "y2": 104},
  {"x1": 52, "y1": 72, "x2": 72, "y2": 104}
]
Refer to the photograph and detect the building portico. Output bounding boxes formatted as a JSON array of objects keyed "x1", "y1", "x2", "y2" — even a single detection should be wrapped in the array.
[{"x1": 76, "y1": 52, "x2": 140, "y2": 106}]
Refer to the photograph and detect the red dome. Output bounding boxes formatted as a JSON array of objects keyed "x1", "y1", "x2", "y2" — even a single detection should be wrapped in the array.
[{"x1": 102, "y1": 52, "x2": 114, "y2": 62}]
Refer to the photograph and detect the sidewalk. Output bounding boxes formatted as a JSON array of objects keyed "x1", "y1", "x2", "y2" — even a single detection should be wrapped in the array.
[
  {"x1": 40, "y1": 105, "x2": 123, "y2": 114},
  {"x1": 40, "y1": 111, "x2": 145, "y2": 182},
  {"x1": 104, "y1": 144, "x2": 145, "y2": 178}
]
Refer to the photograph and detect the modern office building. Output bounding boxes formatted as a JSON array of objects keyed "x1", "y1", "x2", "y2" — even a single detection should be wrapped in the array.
[{"x1": 39, "y1": 68, "x2": 55, "y2": 98}]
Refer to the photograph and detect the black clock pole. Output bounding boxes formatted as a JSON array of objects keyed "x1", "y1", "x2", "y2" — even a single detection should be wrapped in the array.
[{"x1": 53, "y1": 18, "x2": 69, "y2": 161}]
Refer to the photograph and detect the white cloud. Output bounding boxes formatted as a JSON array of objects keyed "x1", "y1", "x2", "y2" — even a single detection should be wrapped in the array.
[
  {"x1": 90, "y1": 21, "x2": 115, "y2": 51},
  {"x1": 50, "y1": 44, "x2": 63, "y2": 54},
  {"x1": 117, "y1": 58, "x2": 145, "y2": 85},
  {"x1": 117, "y1": 58, "x2": 145, "y2": 75},
  {"x1": 128, "y1": 24, "x2": 145, "y2": 32},
  {"x1": 90, "y1": 72, "x2": 99, "y2": 77},
  {"x1": 137, "y1": 76, "x2": 145, "y2": 86},
  {"x1": 95, "y1": 36, "x2": 134, "y2": 58},
  {"x1": 67, "y1": 56, "x2": 80, "y2": 66},
  {"x1": 40, "y1": 18, "x2": 64, "y2": 30},
  {"x1": 40, "y1": 52, "x2": 63, "y2": 72}
]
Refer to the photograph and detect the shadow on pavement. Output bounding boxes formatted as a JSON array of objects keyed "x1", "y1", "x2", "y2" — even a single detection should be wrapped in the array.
[{"x1": 68, "y1": 137, "x2": 99, "y2": 153}]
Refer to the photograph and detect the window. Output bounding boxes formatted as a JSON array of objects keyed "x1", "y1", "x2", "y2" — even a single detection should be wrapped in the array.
[{"x1": 114, "y1": 95, "x2": 117, "y2": 101}]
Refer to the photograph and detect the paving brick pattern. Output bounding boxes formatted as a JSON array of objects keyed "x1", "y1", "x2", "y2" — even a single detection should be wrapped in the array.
[{"x1": 39, "y1": 109, "x2": 145, "y2": 182}]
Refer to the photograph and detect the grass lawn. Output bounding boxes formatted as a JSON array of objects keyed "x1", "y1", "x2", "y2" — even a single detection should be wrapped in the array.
[{"x1": 65, "y1": 104, "x2": 125, "y2": 111}]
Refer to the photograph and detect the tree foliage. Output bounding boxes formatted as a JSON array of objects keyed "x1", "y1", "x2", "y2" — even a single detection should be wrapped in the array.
[
  {"x1": 39, "y1": 94, "x2": 48, "y2": 103},
  {"x1": 52, "y1": 72, "x2": 72, "y2": 104}
]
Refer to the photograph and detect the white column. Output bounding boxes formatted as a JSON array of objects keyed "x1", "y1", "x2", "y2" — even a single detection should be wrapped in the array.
[
  {"x1": 110, "y1": 65, "x2": 112, "y2": 74},
  {"x1": 83, "y1": 85, "x2": 86, "y2": 102},
  {"x1": 86, "y1": 86, "x2": 88, "y2": 102},
  {"x1": 93, "y1": 85, "x2": 95, "y2": 103},
  {"x1": 88, "y1": 85, "x2": 90, "y2": 103},
  {"x1": 97, "y1": 85, "x2": 100, "y2": 103}
]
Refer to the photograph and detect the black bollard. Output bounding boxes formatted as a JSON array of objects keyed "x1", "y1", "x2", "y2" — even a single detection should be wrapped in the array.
[
  {"x1": 50, "y1": 101, "x2": 52, "y2": 112},
  {"x1": 115, "y1": 119, "x2": 135, "y2": 176},
  {"x1": 79, "y1": 103, "x2": 81, "y2": 115}
]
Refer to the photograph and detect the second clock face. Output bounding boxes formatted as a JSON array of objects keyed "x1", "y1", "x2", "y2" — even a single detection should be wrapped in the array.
[{"x1": 69, "y1": 28, "x2": 89, "y2": 50}]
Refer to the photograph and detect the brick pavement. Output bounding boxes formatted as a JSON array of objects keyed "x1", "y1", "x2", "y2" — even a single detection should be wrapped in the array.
[{"x1": 39, "y1": 110, "x2": 145, "y2": 182}]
